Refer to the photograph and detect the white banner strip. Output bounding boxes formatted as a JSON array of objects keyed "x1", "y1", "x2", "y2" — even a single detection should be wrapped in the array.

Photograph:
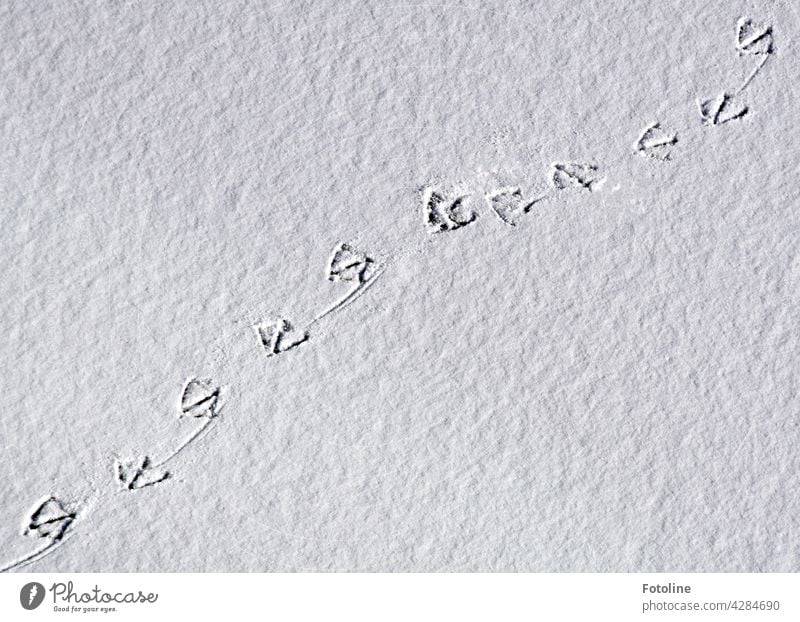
[{"x1": 1, "y1": 573, "x2": 798, "y2": 621}]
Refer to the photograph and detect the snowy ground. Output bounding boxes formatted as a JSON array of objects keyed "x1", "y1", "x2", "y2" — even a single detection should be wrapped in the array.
[{"x1": 2, "y1": 0, "x2": 799, "y2": 571}]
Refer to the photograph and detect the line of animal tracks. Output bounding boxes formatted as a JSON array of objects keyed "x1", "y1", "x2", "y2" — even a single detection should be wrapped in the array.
[{"x1": 1, "y1": 15, "x2": 778, "y2": 572}]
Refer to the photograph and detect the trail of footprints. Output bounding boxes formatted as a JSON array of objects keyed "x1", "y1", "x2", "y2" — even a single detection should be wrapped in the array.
[
  {"x1": 698, "y1": 17, "x2": 774, "y2": 126},
  {"x1": 425, "y1": 160, "x2": 606, "y2": 232},
  {"x1": 0, "y1": 15, "x2": 779, "y2": 572}
]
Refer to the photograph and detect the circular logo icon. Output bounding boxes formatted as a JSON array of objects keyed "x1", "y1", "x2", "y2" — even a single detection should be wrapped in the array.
[{"x1": 20, "y1": 582, "x2": 45, "y2": 610}]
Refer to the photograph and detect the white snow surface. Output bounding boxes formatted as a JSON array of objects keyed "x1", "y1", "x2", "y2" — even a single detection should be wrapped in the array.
[{"x1": 2, "y1": 0, "x2": 800, "y2": 571}]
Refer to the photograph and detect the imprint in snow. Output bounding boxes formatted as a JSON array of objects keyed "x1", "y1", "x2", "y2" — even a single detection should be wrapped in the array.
[
  {"x1": 312, "y1": 242, "x2": 385, "y2": 321},
  {"x1": 255, "y1": 318, "x2": 308, "y2": 356},
  {"x1": 180, "y1": 378, "x2": 220, "y2": 418},
  {"x1": 736, "y1": 17, "x2": 773, "y2": 55},
  {"x1": 327, "y1": 243, "x2": 374, "y2": 284},
  {"x1": 22, "y1": 497, "x2": 76, "y2": 542},
  {"x1": 422, "y1": 188, "x2": 478, "y2": 233},
  {"x1": 486, "y1": 187, "x2": 546, "y2": 227},
  {"x1": 698, "y1": 92, "x2": 748, "y2": 126},
  {"x1": 550, "y1": 162, "x2": 605, "y2": 192},
  {"x1": 634, "y1": 123, "x2": 678, "y2": 160},
  {"x1": 114, "y1": 456, "x2": 170, "y2": 490},
  {"x1": 0, "y1": 497, "x2": 78, "y2": 572}
]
